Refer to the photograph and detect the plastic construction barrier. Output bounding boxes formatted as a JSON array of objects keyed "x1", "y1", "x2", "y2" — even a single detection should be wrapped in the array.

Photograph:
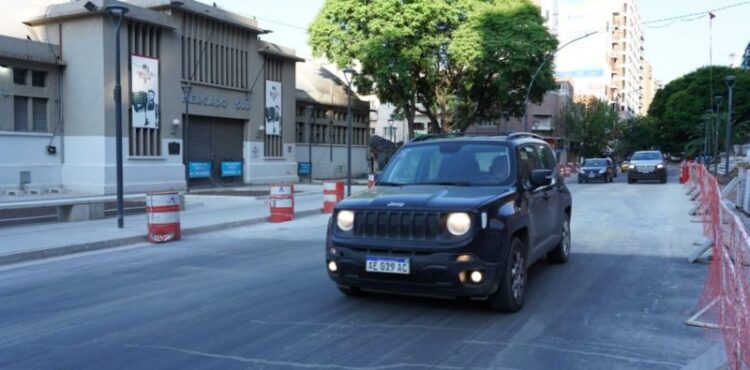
[
  {"x1": 323, "y1": 181, "x2": 344, "y2": 214},
  {"x1": 686, "y1": 163, "x2": 750, "y2": 370},
  {"x1": 368, "y1": 173, "x2": 375, "y2": 188},
  {"x1": 146, "y1": 192, "x2": 181, "y2": 243},
  {"x1": 269, "y1": 185, "x2": 294, "y2": 223}
]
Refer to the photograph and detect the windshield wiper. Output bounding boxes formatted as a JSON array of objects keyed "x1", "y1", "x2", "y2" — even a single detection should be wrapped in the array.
[{"x1": 414, "y1": 181, "x2": 472, "y2": 186}]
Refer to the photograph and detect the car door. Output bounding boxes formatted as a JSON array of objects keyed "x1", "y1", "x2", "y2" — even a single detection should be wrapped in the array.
[
  {"x1": 535, "y1": 144, "x2": 562, "y2": 245},
  {"x1": 518, "y1": 145, "x2": 551, "y2": 258}
]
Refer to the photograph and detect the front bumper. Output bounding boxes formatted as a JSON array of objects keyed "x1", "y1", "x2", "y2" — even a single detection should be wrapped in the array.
[
  {"x1": 628, "y1": 168, "x2": 666, "y2": 181},
  {"x1": 579, "y1": 172, "x2": 608, "y2": 181},
  {"x1": 326, "y1": 246, "x2": 502, "y2": 298}
]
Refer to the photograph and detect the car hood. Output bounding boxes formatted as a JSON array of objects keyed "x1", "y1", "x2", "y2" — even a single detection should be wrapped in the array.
[
  {"x1": 337, "y1": 185, "x2": 515, "y2": 211},
  {"x1": 629, "y1": 160, "x2": 663, "y2": 166}
]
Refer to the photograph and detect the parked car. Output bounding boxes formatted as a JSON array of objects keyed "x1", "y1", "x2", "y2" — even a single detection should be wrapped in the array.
[
  {"x1": 325, "y1": 133, "x2": 572, "y2": 312},
  {"x1": 627, "y1": 150, "x2": 667, "y2": 184},
  {"x1": 578, "y1": 158, "x2": 614, "y2": 183}
]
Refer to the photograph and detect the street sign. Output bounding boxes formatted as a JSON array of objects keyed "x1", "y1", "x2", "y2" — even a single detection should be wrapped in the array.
[
  {"x1": 298, "y1": 161, "x2": 312, "y2": 176},
  {"x1": 188, "y1": 161, "x2": 211, "y2": 178},
  {"x1": 221, "y1": 161, "x2": 243, "y2": 177}
]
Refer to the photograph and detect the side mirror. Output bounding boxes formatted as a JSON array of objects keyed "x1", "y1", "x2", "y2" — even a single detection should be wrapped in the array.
[{"x1": 530, "y1": 169, "x2": 553, "y2": 188}]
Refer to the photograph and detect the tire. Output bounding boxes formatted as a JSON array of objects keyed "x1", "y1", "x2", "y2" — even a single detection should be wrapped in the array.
[
  {"x1": 338, "y1": 285, "x2": 364, "y2": 297},
  {"x1": 548, "y1": 214, "x2": 571, "y2": 264},
  {"x1": 578, "y1": 178, "x2": 583, "y2": 184},
  {"x1": 628, "y1": 177, "x2": 635, "y2": 184},
  {"x1": 660, "y1": 175, "x2": 667, "y2": 184},
  {"x1": 489, "y1": 238, "x2": 527, "y2": 313}
]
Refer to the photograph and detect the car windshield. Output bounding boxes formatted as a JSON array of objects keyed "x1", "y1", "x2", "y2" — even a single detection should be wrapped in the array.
[
  {"x1": 583, "y1": 159, "x2": 607, "y2": 167},
  {"x1": 631, "y1": 152, "x2": 662, "y2": 161},
  {"x1": 377, "y1": 142, "x2": 514, "y2": 186}
]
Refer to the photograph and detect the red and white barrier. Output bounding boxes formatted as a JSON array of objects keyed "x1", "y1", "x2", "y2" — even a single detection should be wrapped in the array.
[
  {"x1": 146, "y1": 192, "x2": 181, "y2": 243},
  {"x1": 323, "y1": 181, "x2": 344, "y2": 214},
  {"x1": 368, "y1": 173, "x2": 375, "y2": 188},
  {"x1": 269, "y1": 184, "x2": 294, "y2": 223},
  {"x1": 685, "y1": 163, "x2": 750, "y2": 370}
]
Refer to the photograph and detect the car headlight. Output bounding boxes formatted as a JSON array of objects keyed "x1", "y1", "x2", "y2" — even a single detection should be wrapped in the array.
[
  {"x1": 628, "y1": 164, "x2": 635, "y2": 169},
  {"x1": 656, "y1": 164, "x2": 664, "y2": 169},
  {"x1": 336, "y1": 210, "x2": 354, "y2": 231},
  {"x1": 599, "y1": 169, "x2": 606, "y2": 174},
  {"x1": 446, "y1": 212, "x2": 471, "y2": 236}
]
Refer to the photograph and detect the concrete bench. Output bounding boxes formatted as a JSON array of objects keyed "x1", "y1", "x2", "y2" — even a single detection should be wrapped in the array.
[{"x1": 0, "y1": 194, "x2": 184, "y2": 222}]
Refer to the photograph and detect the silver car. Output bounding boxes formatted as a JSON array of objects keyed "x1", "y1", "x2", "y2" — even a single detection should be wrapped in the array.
[{"x1": 627, "y1": 151, "x2": 667, "y2": 184}]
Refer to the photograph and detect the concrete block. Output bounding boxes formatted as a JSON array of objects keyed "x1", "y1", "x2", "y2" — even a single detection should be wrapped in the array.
[
  {"x1": 5, "y1": 190, "x2": 19, "y2": 196},
  {"x1": 58, "y1": 204, "x2": 92, "y2": 222},
  {"x1": 88, "y1": 203, "x2": 105, "y2": 219},
  {"x1": 28, "y1": 189, "x2": 41, "y2": 195}
]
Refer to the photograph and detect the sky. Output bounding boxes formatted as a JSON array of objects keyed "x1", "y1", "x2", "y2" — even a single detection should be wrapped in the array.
[{"x1": 2, "y1": 0, "x2": 748, "y2": 84}]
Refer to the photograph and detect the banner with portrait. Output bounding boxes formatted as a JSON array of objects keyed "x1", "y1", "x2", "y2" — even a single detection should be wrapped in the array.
[
  {"x1": 265, "y1": 80, "x2": 282, "y2": 136},
  {"x1": 131, "y1": 55, "x2": 160, "y2": 129}
]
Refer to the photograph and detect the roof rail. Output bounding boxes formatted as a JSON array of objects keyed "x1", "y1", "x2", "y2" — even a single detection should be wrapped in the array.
[
  {"x1": 410, "y1": 133, "x2": 466, "y2": 142},
  {"x1": 506, "y1": 132, "x2": 544, "y2": 141}
]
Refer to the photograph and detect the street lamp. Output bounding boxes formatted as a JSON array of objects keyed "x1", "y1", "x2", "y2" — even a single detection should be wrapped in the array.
[
  {"x1": 713, "y1": 94, "x2": 723, "y2": 174},
  {"x1": 181, "y1": 85, "x2": 193, "y2": 187},
  {"x1": 106, "y1": 5, "x2": 128, "y2": 229},
  {"x1": 724, "y1": 75, "x2": 736, "y2": 175},
  {"x1": 523, "y1": 31, "x2": 598, "y2": 132},
  {"x1": 703, "y1": 110, "x2": 712, "y2": 163},
  {"x1": 343, "y1": 67, "x2": 356, "y2": 197}
]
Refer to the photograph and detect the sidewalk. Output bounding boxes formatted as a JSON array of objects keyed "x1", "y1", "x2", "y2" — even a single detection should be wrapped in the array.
[{"x1": 0, "y1": 184, "x2": 368, "y2": 266}]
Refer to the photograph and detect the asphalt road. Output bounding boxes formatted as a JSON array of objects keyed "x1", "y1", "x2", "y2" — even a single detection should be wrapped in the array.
[{"x1": 0, "y1": 171, "x2": 711, "y2": 370}]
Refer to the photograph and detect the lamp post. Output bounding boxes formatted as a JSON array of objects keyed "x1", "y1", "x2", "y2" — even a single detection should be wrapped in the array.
[
  {"x1": 307, "y1": 105, "x2": 314, "y2": 184},
  {"x1": 181, "y1": 85, "x2": 193, "y2": 187},
  {"x1": 713, "y1": 94, "x2": 723, "y2": 174},
  {"x1": 343, "y1": 68, "x2": 356, "y2": 197},
  {"x1": 523, "y1": 31, "x2": 598, "y2": 132},
  {"x1": 724, "y1": 75, "x2": 736, "y2": 175},
  {"x1": 106, "y1": 5, "x2": 128, "y2": 229}
]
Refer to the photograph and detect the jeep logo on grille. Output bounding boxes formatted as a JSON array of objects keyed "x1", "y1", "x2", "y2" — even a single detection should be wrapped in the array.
[{"x1": 387, "y1": 202, "x2": 405, "y2": 208}]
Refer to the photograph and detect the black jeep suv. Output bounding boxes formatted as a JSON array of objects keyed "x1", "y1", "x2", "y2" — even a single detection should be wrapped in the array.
[{"x1": 325, "y1": 133, "x2": 572, "y2": 312}]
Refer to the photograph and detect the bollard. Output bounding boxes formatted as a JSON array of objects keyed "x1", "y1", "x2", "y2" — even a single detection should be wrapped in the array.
[
  {"x1": 368, "y1": 173, "x2": 375, "y2": 188},
  {"x1": 564, "y1": 166, "x2": 571, "y2": 178},
  {"x1": 146, "y1": 192, "x2": 181, "y2": 243},
  {"x1": 269, "y1": 184, "x2": 294, "y2": 223},
  {"x1": 323, "y1": 181, "x2": 344, "y2": 214}
]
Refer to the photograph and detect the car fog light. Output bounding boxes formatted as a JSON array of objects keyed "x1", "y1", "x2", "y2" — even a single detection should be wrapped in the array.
[
  {"x1": 327, "y1": 261, "x2": 338, "y2": 272},
  {"x1": 470, "y1": 270, "x2": 483, "y2": 283},
  {"x1": 456, "y1": 254, "x2": 473, "y2": 262}
]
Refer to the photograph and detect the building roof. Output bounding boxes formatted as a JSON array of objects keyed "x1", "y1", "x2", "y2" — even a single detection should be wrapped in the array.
[
  {"x1": 0, "y1": 34, "x2": 63, "y2": 65},
  {"x1": 258, "y1": 41, "x2": 304, "y2": 62},
  {"x1": 131, "y1": 0, "x2": 269, "y2": 34},
  {"x1": 24, "y1": 0, "x2": 177, "y2": 30},
  {"x1": 295, "y1": 61, "x2": 369, "y2": 110}
]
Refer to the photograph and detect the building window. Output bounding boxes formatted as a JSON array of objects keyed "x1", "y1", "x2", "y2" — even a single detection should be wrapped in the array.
[
  {"x1": 32, "y1": 71, "x2": 46, "y2": 87},
  {"x1": 14, "y1": 96, "x2": 29, "y2": 131},
  {"x1": 13, "y1": 68, "x2": 27, "y2": 85},
  {"x1": 370, "y1": 128, "x2": 375, "y2": 135},
  {"x1": 32, "y1": 98, "x2": 48, "y2": 132}
]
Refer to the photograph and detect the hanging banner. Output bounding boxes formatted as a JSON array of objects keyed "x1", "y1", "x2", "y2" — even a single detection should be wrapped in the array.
[
  {"x1": 131, "y1": 55, "x2": 160, "y2": 129},
  {"x1": 265, "y1": 80, "x2": 282, "y2": 136}
]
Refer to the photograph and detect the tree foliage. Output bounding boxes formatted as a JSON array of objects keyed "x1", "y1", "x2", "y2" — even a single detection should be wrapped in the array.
[
  {"x1": 308, "y1": 0, "x2": 557, "y2": 134},
  {"x1": 560, "y1": 98, "x2": 620, "y2": 158},
  {"x1": 648, "y1": 66, "x2": 750, "y2": 154},
  {"x1": 616, "y1": 116, "x2": 658, "y2": 158}
]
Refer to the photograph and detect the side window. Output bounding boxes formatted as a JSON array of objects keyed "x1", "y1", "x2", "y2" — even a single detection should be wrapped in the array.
[
  {"x1": 535, "y1": 144, "x2": 557, "y2": 171},
  {"x1": 519, "y1": 145, "x2": 542, "y2": 188}
]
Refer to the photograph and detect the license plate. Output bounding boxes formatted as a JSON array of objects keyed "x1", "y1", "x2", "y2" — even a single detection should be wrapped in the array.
[
  {"x1": 588, "y1": 173, "x2": 595, "y2": 178},
  {"x1": 366, "y1": 256, "x2": 410, "y2": 274}
]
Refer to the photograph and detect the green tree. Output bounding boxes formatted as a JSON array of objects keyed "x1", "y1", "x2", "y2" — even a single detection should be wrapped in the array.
[
  {"x1": 308, "y1": 0, "x2": 557, "y2": 135},
  {"x1": 616, "y1": 116, "x2": 658, "y2": 158},
  {"x1": 560, "y1": 98, "x2": 620, "y2": 158},
  {"x1": 648, "y1": 66, "x2": 750, "y2": 154}
]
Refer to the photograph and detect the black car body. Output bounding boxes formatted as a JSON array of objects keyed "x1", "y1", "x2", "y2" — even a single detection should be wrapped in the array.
[
  {"x1": 578, "y1": 158, "x2": 614, "y2": 183},
  {"x1": 627, "y1": 151, "x2": 667, "y2": 184},
  {"x1": 325, "y1": 133, "x2": 572, "y2": 312}
]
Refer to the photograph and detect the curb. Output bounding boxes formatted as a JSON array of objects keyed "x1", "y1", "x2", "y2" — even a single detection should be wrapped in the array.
[{"x1": 0, "y1": 208, "x2": 325, "y2": 266}]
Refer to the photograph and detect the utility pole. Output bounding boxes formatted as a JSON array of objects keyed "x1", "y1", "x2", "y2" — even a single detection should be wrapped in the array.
[{"x1": 724, "y1": 75, "x2": 736, "y2": 175}]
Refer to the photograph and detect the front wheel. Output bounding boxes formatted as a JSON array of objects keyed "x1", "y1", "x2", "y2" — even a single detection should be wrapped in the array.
[
  {"x1": 548, "y1": 215, "x2": 571, "y2": 264},
  {"x1": 489, "y1": 238, "x2": 527, "y2": 313},
  {"x1": 628, "y1": 177, "x2": 636, "y2": 184},
  {"x1": 660, "y1": 175, "x2": 667, "y2": 184}
]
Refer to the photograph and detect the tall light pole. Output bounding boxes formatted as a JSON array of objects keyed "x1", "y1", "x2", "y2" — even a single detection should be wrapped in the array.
[
  {"x1": 343, "y1": 68, "x2": 356, "y2": 197},
  {"x1": 724, "y1": 75, "x2": 736, "y2": 175},
  {"x1": 307, "y1": 105, "x2": 314, "y2": 184},
  {"x1": 713, "y1": 94, "x2": 723, "y2": 174},
  {"x1": 107, "y1": 5, "x2": 128, "y2": 229},
  {"x1": 524, "y1": 31, "x2": 598, "y2": 132},
  {"x1": 181, "y1": 85, "x2": 193, "y2": 188}
]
